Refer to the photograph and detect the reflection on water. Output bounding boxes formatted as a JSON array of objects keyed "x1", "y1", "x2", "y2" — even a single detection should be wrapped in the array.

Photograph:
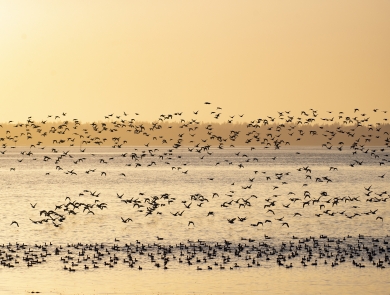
[
  {"x1": 2, "y1": 264, "x2": 390, "y2": 295},
  {"x1": 1, "y1": 147, "x2": 389, "y2": 294}
]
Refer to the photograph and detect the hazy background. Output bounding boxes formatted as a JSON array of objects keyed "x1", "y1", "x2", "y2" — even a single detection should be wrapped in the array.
[{"x1": 1, "y1": 0, "x2": 389, "y2": 123}]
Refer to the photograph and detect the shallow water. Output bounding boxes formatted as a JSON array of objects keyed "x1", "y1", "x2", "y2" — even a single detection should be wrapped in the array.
[
  {"x1": 2, "y1": 266, "x2": 390, "y2": 295},
  {"x1": 1, "y1": 146, "x2": 389, "y2": 294}
]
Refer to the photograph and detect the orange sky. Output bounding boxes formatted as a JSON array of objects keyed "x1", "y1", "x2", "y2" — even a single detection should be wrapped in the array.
[{"x1": 1, "y1": 1, "x2": 389, "y2": 123}]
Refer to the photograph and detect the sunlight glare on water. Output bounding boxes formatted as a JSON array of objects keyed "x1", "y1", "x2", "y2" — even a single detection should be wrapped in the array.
[{"x1": 1, "y1": 145, "x2": 389, "y2": 294}]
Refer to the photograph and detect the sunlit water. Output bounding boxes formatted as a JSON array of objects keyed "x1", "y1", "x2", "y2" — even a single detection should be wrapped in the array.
[{"x1": 1, "y1": 146, "x2": 389, "y2": 294}]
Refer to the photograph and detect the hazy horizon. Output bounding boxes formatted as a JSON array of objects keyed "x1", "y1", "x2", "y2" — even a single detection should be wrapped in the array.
[{"x1": 1, "y1": 1, "x2": 390, "y2": 123}]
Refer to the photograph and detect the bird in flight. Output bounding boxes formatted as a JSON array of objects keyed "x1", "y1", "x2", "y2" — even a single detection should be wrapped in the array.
[
  {"x1": 10, "y1": 221, "x2": 19, "y2": 227},
  {"x1": 227, "y1": 218, "x2": 236, "y2": 224},
  {"x1": 121, "y1": 217, "x2": 132, "y2": 223}
]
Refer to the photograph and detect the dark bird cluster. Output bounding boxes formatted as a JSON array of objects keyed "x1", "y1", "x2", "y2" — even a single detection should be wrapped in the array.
[{"x1": 0, "y1": 235, "x2": 389, "y2": 271}]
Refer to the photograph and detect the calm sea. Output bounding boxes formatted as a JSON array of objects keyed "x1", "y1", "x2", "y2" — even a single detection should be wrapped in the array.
[{"x1": 1, "y1": 146, "x2": 389, "y2": 294}]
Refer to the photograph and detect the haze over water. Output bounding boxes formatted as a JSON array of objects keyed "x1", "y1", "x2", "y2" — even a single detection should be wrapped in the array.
[{"x1": 0, "y1": 106, "x2": 389, "y2": 294}]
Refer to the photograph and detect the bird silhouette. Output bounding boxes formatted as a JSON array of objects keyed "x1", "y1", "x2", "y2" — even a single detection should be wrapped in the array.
[{"x1": 10, "y1": 221, "x2": 19, "y2": 227}]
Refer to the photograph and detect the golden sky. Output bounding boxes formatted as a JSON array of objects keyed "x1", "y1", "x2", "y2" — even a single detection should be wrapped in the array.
[{"x1": 1, "y1": 1, "x2": 389, "y2": 123}]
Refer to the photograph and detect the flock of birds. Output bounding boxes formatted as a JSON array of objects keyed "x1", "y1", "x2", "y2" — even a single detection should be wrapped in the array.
[
  {"x1": 1, "y1": 103, "x2": 389, "y2": 271},
  {"x1": 1, "y1": 235, "x2": 390, "y2": 271}
]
